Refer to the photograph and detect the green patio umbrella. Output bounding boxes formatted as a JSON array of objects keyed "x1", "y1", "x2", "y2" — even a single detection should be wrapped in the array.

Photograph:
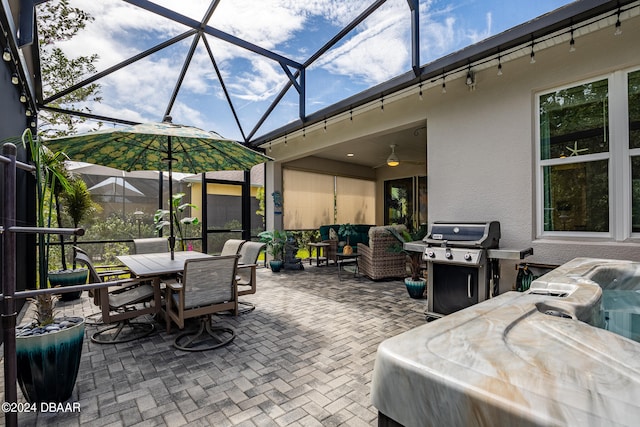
[{"x1": 45, "y1": 117, "x2": 272, "y2": 259}]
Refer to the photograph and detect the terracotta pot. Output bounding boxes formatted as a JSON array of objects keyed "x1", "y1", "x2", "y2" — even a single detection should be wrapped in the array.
[{"x1": 342, "y1": 245, "x2": 353, "y2": 255}]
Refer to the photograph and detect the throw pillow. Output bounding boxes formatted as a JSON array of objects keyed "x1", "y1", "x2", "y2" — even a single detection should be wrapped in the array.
[{"x1": 329, "y1": 228, "x2": 338, "y2": 240}]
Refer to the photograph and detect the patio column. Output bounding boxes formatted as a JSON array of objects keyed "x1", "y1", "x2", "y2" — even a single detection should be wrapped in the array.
[{"x1": 265, "y1": 161, "x2": 283, "y2": 233}]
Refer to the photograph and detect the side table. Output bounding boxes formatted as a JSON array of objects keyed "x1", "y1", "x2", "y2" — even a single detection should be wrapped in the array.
[
  {"x1": 308, "y1": 242, "x2": 330, "y2": 266},
  {"x1": 337, "y1": 253, "x2": 360, "y2": 280}
]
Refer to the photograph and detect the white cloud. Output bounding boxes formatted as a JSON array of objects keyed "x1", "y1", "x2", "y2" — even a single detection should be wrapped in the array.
[
  {"x1": 464, "y1": 12, "x2": 492, "y2": 44},
  {"x1": 42, "y1": 0, "x2": 499, "y2": 139}
]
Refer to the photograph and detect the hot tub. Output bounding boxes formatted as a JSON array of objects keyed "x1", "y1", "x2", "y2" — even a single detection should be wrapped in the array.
[{"x1": 371, "y1": 258, "x2": 640, "y2": 427}]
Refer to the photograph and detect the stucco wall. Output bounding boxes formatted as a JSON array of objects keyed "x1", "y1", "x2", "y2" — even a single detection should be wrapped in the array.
[
  {"x1": 264, "y1": 8, "x2": 640, "y2": 291},
  {"x1": 425, "y1": 12, "x2": 640, "y2": 289}
]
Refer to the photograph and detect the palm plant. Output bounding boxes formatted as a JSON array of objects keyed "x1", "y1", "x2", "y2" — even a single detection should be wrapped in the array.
[
  {"x1": 62, "y1": 176, "x2": 100, "y2": 268},
  {"x1": 21, "y1": 128, "x2": 71, "y2": 325}
]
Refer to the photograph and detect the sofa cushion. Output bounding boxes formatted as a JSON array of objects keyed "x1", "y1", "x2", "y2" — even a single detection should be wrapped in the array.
[
  {"x1": 319, "y1": 224, "x2": 374, "y2": 253},
  {"x1": 328, "y1": 228, "x2": 338, "y2": 240}
]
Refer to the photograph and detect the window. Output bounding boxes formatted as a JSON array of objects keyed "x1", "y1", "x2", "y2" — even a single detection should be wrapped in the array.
[{"x1": 537, "y1": 68, "x2": 640, "y2": 239}]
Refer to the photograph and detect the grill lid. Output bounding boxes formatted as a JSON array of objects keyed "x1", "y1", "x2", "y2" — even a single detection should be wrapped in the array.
[{"x1": 423, "y1": 221, "x2": 500, "y2": 249}]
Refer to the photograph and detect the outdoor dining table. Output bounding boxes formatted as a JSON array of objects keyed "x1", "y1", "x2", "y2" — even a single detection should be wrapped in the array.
[{"x1": 116, "y1": 250, "x2": 214, "y2": 278}]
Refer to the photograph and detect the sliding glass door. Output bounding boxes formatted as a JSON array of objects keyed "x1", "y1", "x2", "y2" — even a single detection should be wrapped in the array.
[{"x1": 384, "y1": 176, "x2": 427, "y2": 230}]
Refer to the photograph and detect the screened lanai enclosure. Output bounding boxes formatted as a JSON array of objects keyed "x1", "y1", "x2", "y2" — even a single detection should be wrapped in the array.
[{"x1": 56, "y1": 164, "x2": 265, "y2": 266}]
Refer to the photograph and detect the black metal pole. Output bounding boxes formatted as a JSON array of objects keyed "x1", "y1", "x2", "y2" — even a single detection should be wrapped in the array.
[
  {"x1": 201, "y1": 172, "x2": 207, "y2": 253},
  {"x1": 167, "y1": 135, "x2": 175, "y2": 260},
  {"x1": 242, "y1": 170, "x2": 251, "y2": 241},
  {"x1": 2, "y1": 143, "x2": 18, "y2": 427}
]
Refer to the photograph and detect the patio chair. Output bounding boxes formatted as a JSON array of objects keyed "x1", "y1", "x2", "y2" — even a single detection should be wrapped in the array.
[
  {"x1": 235, "y1": 241, "x2": 265, "y2": 314},
  {"x1": 76, "y1": 251, "x2": 162, "y2": 343},
  {"x1": 165, "y1": 255, "x2": 239, "y2": 351},
  {"x1": 357, "y1": 225, "x2": 408, "y2": 280},
  {"x1": 134, "y1": 237, "x2": 169, "y2": 254},
  {"x1": 73, "y1": 247, "x2": 130, "y2": 325},
  {"x1": 220, "y1": 239, "x2": 245, "y2": 255}
]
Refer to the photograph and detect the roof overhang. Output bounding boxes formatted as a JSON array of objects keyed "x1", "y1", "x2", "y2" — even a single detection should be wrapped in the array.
[{"x1": 250, "y1": 0, "x2": 637, "y2": 148}]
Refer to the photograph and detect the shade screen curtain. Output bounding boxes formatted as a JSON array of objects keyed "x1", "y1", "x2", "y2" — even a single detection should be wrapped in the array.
[
  {"x1": 283, "y1": 169, "x2": 334, "y2": 229},
  {"x1": 336, "y1": 176, "x2": 375, "y2": 224}
]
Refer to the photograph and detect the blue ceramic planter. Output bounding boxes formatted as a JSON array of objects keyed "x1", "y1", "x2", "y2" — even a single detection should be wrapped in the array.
[
  {"x1": 270, "y1": 260, "x2": 283, "y2": 272},
  {"x1": 49, "y1": 269, "x2": 88, "y2": 301},
  {"x1": 16, "y1": 318, "x2": 85, "y2": 404},
  {"x1": 404, "y1": 278, "x2": 426, "y2": 299}
]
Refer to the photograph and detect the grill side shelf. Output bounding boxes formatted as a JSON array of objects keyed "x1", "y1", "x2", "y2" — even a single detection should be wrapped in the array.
[{"x1": 486, "y1": 248, "x2": 533, "y2": 260}]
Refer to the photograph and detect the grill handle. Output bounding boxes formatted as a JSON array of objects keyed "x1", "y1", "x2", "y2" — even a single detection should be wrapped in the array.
[{"x1": 467, "y1": 274, "x2": 472, "y2": 299}]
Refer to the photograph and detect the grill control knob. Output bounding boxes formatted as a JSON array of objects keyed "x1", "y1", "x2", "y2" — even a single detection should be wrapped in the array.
[
  {"x1": 426, "y1": 250, "x2": 435, "y2": 258},
  {"x1": 445, "y1": 249, "x2": 453, "y2": 259},
  {"x1": 464, "y1": 253, "x2": 473, "y2": 261}
]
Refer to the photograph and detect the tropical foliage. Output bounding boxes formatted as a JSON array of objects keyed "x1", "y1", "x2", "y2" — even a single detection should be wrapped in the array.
[
  {"x1": 154, "y1": 193, "x2": 200, "y2": 251},
  {"x1": 36, "y1": 0, "x2": 102, "y2": 138},
  {"x1": 258, "y1": 230, "x2": 288, "y2": 261},
  {"x1": 387, "y1": 227, "x2": 427, "y2": 281}
]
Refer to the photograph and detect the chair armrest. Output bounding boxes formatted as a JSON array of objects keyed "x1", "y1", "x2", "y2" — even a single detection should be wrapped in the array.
[
  {"x1": 238, "y1": 263, "x2": 257, "y2": 269},
  {"x1": 167, "y1": 282, "x2": 183, "y2": 291},
  {"x1": 357, "y1": 243, "x2": 373, "y2": 258}
]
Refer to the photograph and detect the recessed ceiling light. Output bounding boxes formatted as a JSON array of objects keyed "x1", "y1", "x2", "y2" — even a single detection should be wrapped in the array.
[{"x1": 347, "y1": 153, "x2": 354, "y2": 157}]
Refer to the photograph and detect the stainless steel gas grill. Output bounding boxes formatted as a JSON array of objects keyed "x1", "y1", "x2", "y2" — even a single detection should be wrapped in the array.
[{"x1": 404, "y1": 221, "x2": 532, "y2": 320}]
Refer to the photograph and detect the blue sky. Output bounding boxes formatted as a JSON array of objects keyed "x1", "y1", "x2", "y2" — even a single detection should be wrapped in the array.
[{"x1": 50, "y1": 0, "x2": 574, "y2": 141}]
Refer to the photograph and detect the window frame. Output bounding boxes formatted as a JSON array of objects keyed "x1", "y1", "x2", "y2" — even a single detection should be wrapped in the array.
[{"x1": 535, "y1": 67, "x2": 639, "y2": 241}]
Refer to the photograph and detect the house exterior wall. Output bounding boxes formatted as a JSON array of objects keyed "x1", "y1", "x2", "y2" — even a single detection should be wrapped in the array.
[
  {"x1": 264, "y1": 7, "x2": 640, "y2": 291},
  {"x1": 427, "y1": 12, "x2": 640, "y2": 268}
]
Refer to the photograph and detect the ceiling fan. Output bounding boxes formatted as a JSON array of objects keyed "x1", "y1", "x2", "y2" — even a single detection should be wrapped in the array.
[{"x1": 374, "y1": 144, "x2": 425, "y2": 168}]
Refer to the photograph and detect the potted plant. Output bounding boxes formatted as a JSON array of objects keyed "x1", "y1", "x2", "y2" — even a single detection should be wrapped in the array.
[
  {"x1": 154, "y1": 192, "x2": 200, "y2": 251},
  {"x1": 16, "y1": 129, "x2": 86, "y2": 404},
  {"x1": 258, "y1": 229, "x2": 287, "y2": 272},
  {"x1": 49, "y1": 175, "x2": 98, "y2": 300},
  {"x1": 338, "y1": 223, "x2": 358, "y2": 255},
  {"x1": 387, "y1": 226, "x2": 428, "y2": 299}
]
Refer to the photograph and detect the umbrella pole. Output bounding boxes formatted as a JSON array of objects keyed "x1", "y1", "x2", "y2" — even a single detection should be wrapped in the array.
[{"x1": 168, "y1": 136, "x2": 175, "y2": 260}]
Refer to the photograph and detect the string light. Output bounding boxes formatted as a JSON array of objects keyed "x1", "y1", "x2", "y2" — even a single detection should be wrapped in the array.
[
  {"x1": 569, "y1": 29, "x2": 576, "y2": 52},
  {"x1": 465, "y1": 66, "x2": 475, "y2": 91},
  {"x1": 19, "y1": 92, "x2": 27, "y2": 103},
  {"x1": 259, "y1": 5, "x2": 634, "y2": 150},
  {"x1": 530, "y1": 42, "x2": 536, "y2": 64},
  {"x1": 3, "y1": 48, "x2": 11, "y2": 62},
  {"x1": 11, "y1": 73, "x2": 19, "y2": 85},
  {"x1": 26, "y1": 109, "x2": 33, "y2": 117}
]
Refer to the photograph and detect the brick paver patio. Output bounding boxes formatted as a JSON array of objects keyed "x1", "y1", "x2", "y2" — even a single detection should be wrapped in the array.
[{"x1": 2, "y1": 264, "x2": 427, "y2": 426}]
